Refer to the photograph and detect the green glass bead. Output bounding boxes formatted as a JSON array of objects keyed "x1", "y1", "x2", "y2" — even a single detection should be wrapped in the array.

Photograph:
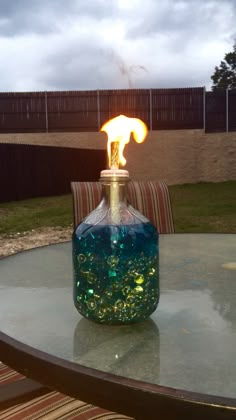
[{"x1": 73, "y1": 222, "x2": 159, "y2": 325}]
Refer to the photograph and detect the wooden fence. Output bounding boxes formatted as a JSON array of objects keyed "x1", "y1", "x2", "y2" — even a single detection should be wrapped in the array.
[
  {"x1": 0, "y1": 88, "x2": 204, "y2": 133},
  {"x1": 0, "y1": 88, "x2": 235, "y2": 133},
  {"x1": 205, "y1": 89, "x2": 236, "y2": 132},
  {"x1": 0, "y1": 143, "x2": 106, "y2": 203}
]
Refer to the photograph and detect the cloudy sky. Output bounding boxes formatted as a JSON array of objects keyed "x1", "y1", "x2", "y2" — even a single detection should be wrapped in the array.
[{"x1": 0, "y1": 0, "x2": 235, "y2": 92}]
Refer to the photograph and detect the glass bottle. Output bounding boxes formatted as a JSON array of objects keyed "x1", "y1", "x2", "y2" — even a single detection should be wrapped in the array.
[{"x1": 72, "y1": 170, "x2": 159, "y2": 325}]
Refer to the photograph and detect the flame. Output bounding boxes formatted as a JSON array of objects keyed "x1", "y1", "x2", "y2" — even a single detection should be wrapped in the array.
[{"x1": 101, "y1": 115, "x2": 148, "y2": 169}]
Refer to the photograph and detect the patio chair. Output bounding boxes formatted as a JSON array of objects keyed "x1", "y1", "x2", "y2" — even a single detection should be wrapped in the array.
[{"x1": 71, "y1": 180, "x2": 174, "y2": 233}]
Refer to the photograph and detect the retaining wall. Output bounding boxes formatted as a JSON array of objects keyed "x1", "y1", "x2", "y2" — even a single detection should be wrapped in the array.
[{"x1": 1, "y1": 130, "x2": 235, "y2": 185}]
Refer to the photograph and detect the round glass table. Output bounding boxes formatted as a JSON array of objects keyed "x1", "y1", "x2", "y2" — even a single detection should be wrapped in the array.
[{"x1": 0, "y1": 234, "x2": 236, "y2": 419}]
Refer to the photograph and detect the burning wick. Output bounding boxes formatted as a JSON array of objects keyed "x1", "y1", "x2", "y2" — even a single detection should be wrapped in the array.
[
  {"x1": 100, "y1": 115, "x2": 148, "y2": 223},
  {"x1": 110, "y1": 141, "x2": 120, "y2": 169}
]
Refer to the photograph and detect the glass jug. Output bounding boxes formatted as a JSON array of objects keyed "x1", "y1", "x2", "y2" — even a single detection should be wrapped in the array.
[{"x1": 72, "y1": 170, "x2": 159, "y2": 324}]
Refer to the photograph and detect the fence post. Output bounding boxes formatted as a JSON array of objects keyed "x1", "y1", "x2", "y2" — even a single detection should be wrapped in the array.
[
  {"x1": 97, "y1": 89, "x2": 101, "y2": 130},
  {"x1": 149, "y1": 88, "x2": 152, "y2": 131},
  {"x1": 45, "y1": 91, "x2": 48, "y2": 133},
  {"x1": 203, "y1": 86, "x2": 206, "y2": 131},
  {"x1": 226, "y1": 88, "x2": 229, "y2": 132}
]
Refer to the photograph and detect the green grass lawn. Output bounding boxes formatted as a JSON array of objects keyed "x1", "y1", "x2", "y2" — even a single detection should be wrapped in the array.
[
  {"x1": 0, "y1": 195, "x2": 73, "y2": 235},
  {"x1": 169, "y1": 181, "x2": 236, "y2": 233},
  {"x1": 0, "y1": 181, "x2": 235, "y2": 235}
]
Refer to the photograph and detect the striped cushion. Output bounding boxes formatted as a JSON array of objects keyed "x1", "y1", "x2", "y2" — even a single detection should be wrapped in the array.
[
  {"x1": 0, "y1": 392, "x2": 132, "y2": 419},
  {"x1": 0, "y1": 364, "x2": 132, "y2": 419},
  {"x1": 71, "y1": 180, "x2": 174, "y2": 233},
  {"x1": 71, "y1": 182, "x2": 102, "y2": 228},
  {"x1": 127, "y1": 181, "x2": 174, "y2": 234},
  {"x1": 0, "y1": 362, "x2": 24, "y2": 385}
]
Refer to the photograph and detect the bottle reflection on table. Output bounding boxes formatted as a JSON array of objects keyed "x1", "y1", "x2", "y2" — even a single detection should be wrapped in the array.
[{"x1": 73, "y1": 318, "x2": 160, "y2": 383}]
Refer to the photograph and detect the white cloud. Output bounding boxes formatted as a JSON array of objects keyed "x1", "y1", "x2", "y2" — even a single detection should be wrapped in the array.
[{"x1": 0, "y1": 0, "x2": 235, "y2": 92}]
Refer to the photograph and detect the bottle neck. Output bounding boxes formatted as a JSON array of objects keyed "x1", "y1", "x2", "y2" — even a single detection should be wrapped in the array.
[
  {"x1": 100, "y1": 177, "x2": 128, "y2": 207},
  {"x1": 98, "y1": 172, "x2": 130, "y2": 224}
]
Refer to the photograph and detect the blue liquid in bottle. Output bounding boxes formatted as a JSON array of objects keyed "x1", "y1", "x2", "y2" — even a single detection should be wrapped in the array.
[{"x1": 72, "y1": 222, "x2": 159, "y2": 324}]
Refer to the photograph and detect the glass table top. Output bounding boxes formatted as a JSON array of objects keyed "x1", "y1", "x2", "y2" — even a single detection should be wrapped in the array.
[{"x1": 0, "y1": 234, "x2": 236, "y2": 400}]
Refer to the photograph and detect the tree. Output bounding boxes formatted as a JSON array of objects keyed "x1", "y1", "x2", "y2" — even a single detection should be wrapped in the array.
[{"x1": 211, "y1": 42, "x2": 236, "y2": 90}]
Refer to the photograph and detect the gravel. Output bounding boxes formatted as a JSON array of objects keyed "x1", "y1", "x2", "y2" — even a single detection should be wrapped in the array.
[{"x1": 0, "y1": 227, "x2": 72, "y2": 257}]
